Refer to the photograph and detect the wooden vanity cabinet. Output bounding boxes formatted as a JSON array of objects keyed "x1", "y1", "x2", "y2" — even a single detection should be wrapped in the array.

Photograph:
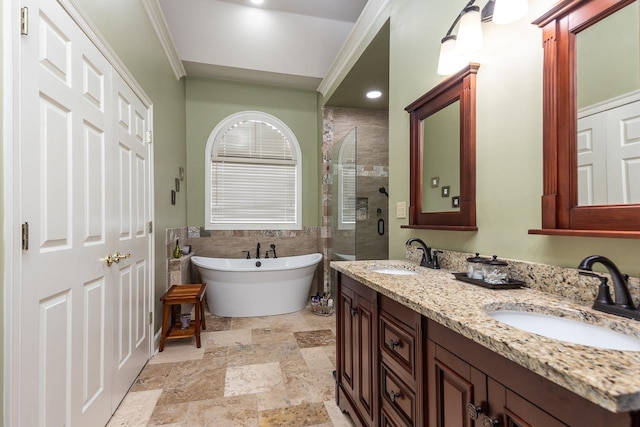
[
  {"x1": 335, "y1": 273, "x2": 640, "y2": 427},
  {"x1": 427, "y1": 319, "x2": 639, "y2": 427},
  {"x1": 336, "y1": 274, "x2": 378, "y2": 427}
]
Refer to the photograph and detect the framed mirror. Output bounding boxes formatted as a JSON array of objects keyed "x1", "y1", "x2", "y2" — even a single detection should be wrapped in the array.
[
  {"x1": 403, "y1": 64, "x2": 479, "y2": 230},
  {"x1": 530, "y1": 0, "x2": 640, "y2": 238}
]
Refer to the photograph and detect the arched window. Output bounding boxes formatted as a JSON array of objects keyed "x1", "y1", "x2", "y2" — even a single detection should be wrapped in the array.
[{"x1": 205, "y1": 111, "x2": 302, "y2": 230}]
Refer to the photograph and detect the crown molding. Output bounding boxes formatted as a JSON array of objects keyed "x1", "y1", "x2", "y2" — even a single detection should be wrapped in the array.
[
  {"x1": 141, "y1": 0, "x2": 186, "y2": 81},
  {"x1": 317, "y1": 0, "x2": 390, "y2": 98}
]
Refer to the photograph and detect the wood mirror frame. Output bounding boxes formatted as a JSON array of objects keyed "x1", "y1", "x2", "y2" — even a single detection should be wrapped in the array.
[
  {"x1": 530, "y1": 0, "x2": 640, "y2": 239},
  {"x1": 402, "y1": 64, "x2": 479, "y2": 230}
]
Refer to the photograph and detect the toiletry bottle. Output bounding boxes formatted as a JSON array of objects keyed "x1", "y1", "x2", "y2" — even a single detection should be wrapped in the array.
[{"x1": 173, "y1": 239, "x2": 181, "y2": 258}]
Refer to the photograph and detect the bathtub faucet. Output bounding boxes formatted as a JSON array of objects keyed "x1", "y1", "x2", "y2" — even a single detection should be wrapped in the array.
[
  {"x1": 270, "y1": 244, "x2": 277, "y2": 258},
  {"x1": 256, "y1": 242, "x2": 261, "y2": 259}
]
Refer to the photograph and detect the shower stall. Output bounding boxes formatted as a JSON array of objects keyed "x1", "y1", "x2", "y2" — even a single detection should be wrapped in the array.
[{"x1": 329, "y1": 126, "x2": 389, "y2": 263}]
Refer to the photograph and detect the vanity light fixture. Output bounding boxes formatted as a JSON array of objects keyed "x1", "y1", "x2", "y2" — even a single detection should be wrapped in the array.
[
  {"x1": 366, "y1": 90, "x2": 382, "y2": 99},
  {"x1": 437, "y1": 0, "x2": 529, "y2": 76}
]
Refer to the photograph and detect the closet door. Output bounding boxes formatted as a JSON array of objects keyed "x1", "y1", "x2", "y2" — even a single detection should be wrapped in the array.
[
  {"x1": 15, "y1": 0, "x2": 152, "y2": 425},
  {"x1": 110, "y1": 73, "x2": 152, "y2": 411}
]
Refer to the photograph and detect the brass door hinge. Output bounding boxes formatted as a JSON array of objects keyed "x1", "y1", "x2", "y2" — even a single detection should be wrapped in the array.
[
  {"x1": 148, "y1": 221, "x2": 153, "y2": 233},
  {"x1": 20, "y1": 7, "x2": 28, "y2": 35},
  {"x1": 148, "y1": 312, "x2": 153, "y2": 325}
]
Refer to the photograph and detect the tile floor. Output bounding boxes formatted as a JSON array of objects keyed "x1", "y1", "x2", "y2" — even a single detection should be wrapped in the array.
[{"x1": 107, "y1": 305, "x2": 355, "y2": 427}]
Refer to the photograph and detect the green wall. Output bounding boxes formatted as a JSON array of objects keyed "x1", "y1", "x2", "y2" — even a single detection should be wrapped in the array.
[
  {"x1": 71, "y1": 0, "x2": 187, "y2": 330},
  {"x1": 388, "y1": 0, "x2": 640, "y2": 273},
  {"x1": 185, "y1": 78, "x2": 319, "y2": 228}
]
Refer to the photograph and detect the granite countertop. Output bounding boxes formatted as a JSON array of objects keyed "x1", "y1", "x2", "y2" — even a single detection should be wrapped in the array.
[{"x1": 331, "y1": 259, "x2": 640, "y2": 413}]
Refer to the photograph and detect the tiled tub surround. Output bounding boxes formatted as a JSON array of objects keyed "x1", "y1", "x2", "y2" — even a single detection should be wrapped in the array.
[
  {"x1": 182, "y1": 227, "x2": 324, "y2": 296},
  {"x1": 332, "y1": 257, "x2": 640, "y2": 413}
]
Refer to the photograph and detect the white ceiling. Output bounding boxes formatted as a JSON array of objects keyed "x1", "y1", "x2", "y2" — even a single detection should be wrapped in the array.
[{"x1": 158, "y1": 0, "x2": 369, "y2": 89}]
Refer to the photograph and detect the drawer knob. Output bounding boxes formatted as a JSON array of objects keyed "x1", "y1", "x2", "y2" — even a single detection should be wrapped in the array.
[
  {"x1": 349, "y1": 307, "x2": 358, "y2": 316},
  {"x1": 480, "y1": 415, "x2": 501, "y2": 427},
  {"x1": 389, "y1": 390, "x2": 401, "y2": 402},
  {"x1": 386, "y1": 339, "x2": 400, "y2": 350},
  {"x1": 465, "y1": 403, "x2": 484, "y2": 420}
]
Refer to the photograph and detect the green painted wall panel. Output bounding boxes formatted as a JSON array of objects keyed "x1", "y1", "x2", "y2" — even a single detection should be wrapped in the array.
[
  {"x1": 185, "y1": 78, "x2": 319, "y2": 228},
  {"x1": 388, "y1": 0, "x2": 640, "y2": 273}
]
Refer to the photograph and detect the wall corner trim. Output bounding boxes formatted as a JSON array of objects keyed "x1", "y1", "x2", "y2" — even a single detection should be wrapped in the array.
[
  {"x1": 141, "y1": 0, "x2": 187, "y2": 81},
  {"x1": 317, "y1": 0, "x2": 390, "y2": 99}
]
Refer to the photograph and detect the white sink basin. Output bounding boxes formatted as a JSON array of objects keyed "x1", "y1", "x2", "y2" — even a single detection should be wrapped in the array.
[
  {"x1": 370, "y1": 268, "x2": 418, "y2": 276},
  {"x1": 487, "y1": 309, "x2": 640, "y2": 351}
]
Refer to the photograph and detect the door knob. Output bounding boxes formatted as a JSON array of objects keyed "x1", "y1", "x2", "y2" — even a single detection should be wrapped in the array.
[{"x1": 106, "y1": 251, "x2": 131, "y2": 266}]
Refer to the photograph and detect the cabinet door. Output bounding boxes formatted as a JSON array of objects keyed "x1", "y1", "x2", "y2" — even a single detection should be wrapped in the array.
[
  {"x1": 487, "y1": 378, "x2": 568, "y2": 427},
  {"x1": 354, "y1": 290, "x2": 377, "y2": 423},
  {"x1": 427, "y1": 340, "x2": 487, "y2": 427},
  {"x1": 336, "y1": 274, "x2": 378, "y2": 426},
  {"x1": 339, "y1": 283, "x2": 356, "y2": 395}
]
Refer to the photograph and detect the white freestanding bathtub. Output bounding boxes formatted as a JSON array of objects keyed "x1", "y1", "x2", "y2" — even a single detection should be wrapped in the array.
[{"x1": 191, "y1": 253, "x2": 323, "y2": 317}]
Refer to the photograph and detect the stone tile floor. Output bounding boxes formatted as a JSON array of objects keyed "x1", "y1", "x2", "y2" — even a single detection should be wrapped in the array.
[{"x1": 107, "y1": 305, "x2": 355, "y2": 427}]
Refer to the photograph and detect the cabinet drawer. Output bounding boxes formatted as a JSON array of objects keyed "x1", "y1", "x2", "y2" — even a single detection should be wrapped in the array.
[
  {"x1": 380, "y1": 312, "x2": 416, "y2": 378},
  {"x1": 381, "y1": 403, "x2": 407, "y2": 427},
  {"x1": 381, "y1": 362, "x2": 416, "y2": 425}
]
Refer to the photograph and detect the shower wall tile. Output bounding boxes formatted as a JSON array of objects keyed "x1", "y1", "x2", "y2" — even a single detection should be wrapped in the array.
[{"x1": 322, "y1": 106, "x2": 389, "y2": 292}]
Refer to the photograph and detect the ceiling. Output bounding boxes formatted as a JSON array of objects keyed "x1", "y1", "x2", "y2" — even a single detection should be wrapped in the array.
[{"x1": 157, "y1": 0, "x2": 389, "y2": 109}]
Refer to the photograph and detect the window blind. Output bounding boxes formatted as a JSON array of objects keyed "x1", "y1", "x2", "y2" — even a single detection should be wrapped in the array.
[
  {"x1": 339, "y1": 165, "x2": 356, "y2": 227},
  {"x1": 208, "y1": 117, "x2": 300, "y2": 228},
  {"x1": 210, "y1": 161, "x2": 297, "y2": 224}
]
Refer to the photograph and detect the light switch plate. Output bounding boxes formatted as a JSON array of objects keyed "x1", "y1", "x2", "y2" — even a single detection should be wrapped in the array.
[{"x1": 396, "y1": 202, "x2": 406, "y2": 219}]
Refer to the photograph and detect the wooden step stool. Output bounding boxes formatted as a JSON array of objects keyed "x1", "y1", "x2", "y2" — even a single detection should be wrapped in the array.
[{"x1": 159, "y1": 283, "x2": 207, "y2": 351}]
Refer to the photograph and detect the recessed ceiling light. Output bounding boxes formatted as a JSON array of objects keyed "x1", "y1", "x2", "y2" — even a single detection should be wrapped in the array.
[
  {"x1": 251, "y1": 0, "x2": 264, "y2": 4},
  {"x1": 366, "y1": 90, "x2": 382, "y2": 99}
]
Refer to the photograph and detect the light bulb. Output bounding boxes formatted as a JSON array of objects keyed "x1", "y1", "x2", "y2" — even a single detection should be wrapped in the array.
[
  {"x1": 493, "y1": 0, "x2": 528, "y2": 24},
  {"x1": 437, "y1": 35, "x2": 467, "y2": 76},
  {"x1": 456, "y1": 6, "x2": 483, "y2": 54},
  {"x1": 366, "y1": 90, "x2": 382, "y2": 99}
]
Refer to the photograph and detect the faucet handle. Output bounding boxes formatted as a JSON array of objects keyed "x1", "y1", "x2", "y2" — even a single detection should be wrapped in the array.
[
  {"x1": 594, "y1": 275, "x2": 615, "y2": 306},
  {"x1": 432, "y1": 250, "x2": 443, "y2": 269},
  {"x1": 580, "y1": 271, "x2": 615, "y2": 306},
  {"x1": 243, "y1": 250, "x2": 251, "y2": 259}
]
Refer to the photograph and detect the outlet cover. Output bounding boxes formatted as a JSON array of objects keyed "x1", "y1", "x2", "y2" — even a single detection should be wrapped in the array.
[{"x1": 396, "y1": 202, "x2": 406, "y2": 219}]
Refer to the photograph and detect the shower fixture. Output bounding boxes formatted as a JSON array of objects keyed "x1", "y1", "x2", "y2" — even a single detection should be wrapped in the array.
[{"x1": 379, "y1": 187, "x2": 389, "y2": 198}]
